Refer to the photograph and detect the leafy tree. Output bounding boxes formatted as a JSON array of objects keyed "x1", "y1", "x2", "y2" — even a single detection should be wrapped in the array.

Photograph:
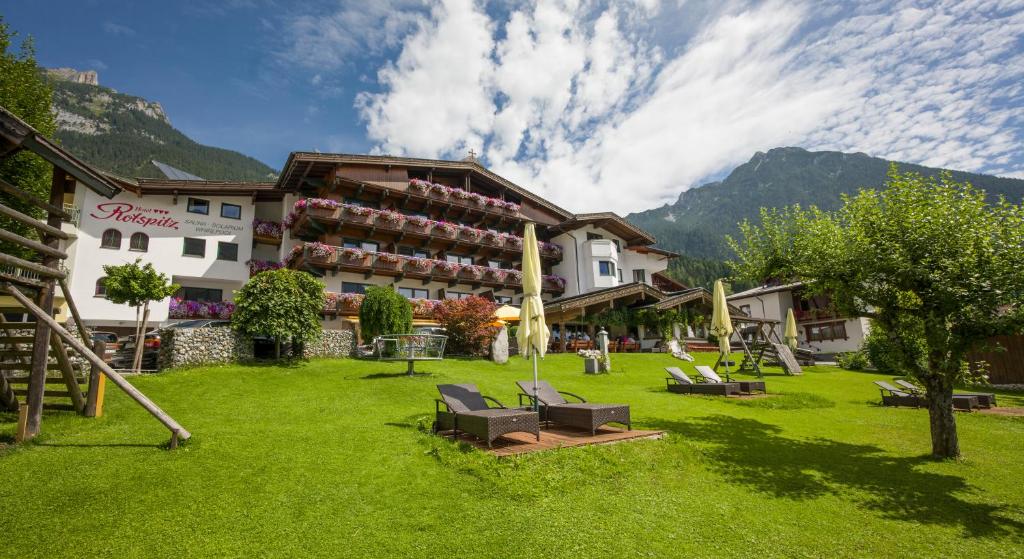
[
  {"x1": 728, "y1": 167, "x2": 1024, "y2": 458},
  {"x1": 102, "y1": 259, "x2": 179, "y2": 371},
  {"x1": 231, "y1": 269, "x2": 325, "y2": 359},
  {"x1": 433, "y1": 296, "x2": 499, "y2": 356},
  {"x1": 0, "y1": 18, "x2": 57, "y2": 259},
  {"x1": 358, "y1": 286, "x2": 412, "y2": 342}
]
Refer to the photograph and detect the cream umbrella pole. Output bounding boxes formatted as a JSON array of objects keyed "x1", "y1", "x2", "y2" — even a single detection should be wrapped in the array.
[
  {"x1": 516, "y1": 223, "x2": 549, "y2": 412},
  {"x1": 784, "y1": 308, "x2": 799, "y2": 350},
  {"x1": 710, "y1": 280, "x2": 734, "y2": 379}
]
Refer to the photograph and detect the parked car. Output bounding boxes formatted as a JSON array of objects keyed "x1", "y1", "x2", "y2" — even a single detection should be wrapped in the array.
[
  {"x1": 90, "y1": 331, "x2": 120, "y2": 363},
  {"x1": 112, "y1": 320, "x2": 230, "y2": 370}
]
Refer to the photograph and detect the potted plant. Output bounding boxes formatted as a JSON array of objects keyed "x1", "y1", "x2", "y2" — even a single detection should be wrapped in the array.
[
  {"x1": 484, "y1": 267, "x2": 507, "y2": 282},
  {"x1": 338, "y1": 247, "x2": 368, "y2": 266},
  {"x1": 540, "y1": 242, "x2": 563, "y2": 258},
  {"x1": 460, "y1": 264, "x2": 484, "y2": 281},
  {"x1": 505, "y1": 235, "x2": 523, "y2": 250},
  {"x1": 338, "y1": 293, "x2": 364, "y2": 314},
  {"x1": 429, "y1": 183, "x2": 451, "y2": 200},
  {"x1": 507, "y1": 269, "x2": 523, "y2": 285},
  {"x1": 458, "y1": 225, "x2": 481, "y2": 242},
  {"x1": 503, "y1": 201, "x2": 521, "y2": 214},
  {"x1": 252, "y1": 218, "x2": 283, "y2": 241},
  {"x1": 301, "y1": 198, "x2": 341, "y2": 219},
  {"x1": 405, "y1": 215, "x2": 433, "y2": 234},
  {"x1": 432, "y1": 221, "x2": 458, "y2": 239},
  {"x1": 374, "y1": 251, "x2": 404, "y2": 271},
  {"x1": 543, "y1": 274, "x2": 567, "y2": 291},
  {"x1": 450, "y1": 188, "x2": 474, "y2": 203},
  {"x1": 481, "y1": 230, "x2": 502, "y2": 246},
  {"x1": 323, "y1": 292, "x2": 340, "y2": 313},
  {"x1": 307, "y1": 241, "x2": 337, "y2": 264},
  {"x1": 283, "y1": 244, "x2": 304, "y2": 267},
  {"x1": 408, "y1": 178, "x2": 432, "y2": 195},
  {"x1": 343, "y1": 203, "x2": 375, "y2": 224},
  {"x1": 469, "y1": 192, "x2": 487, "y2": 207},
  {"x1": 434, "y1": 261, "x2": 461, "y2": 277},
  {"x1": 376, "y1": 209, "x2": 405, "y2": 229},
  {"x1": 578, "y1": 349, "x2": 609, "y2": 374},
  {"x1": 405, "y1": 257, "x2": 435, "y2": 274}
]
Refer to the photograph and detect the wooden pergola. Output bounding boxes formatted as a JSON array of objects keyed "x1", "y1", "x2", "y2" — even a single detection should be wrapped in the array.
[{"x1": 0, "y1": 105, "x2": 190, "y2": 447}]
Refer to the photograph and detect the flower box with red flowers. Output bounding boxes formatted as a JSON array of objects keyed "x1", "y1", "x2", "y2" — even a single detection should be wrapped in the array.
[
  {"x1": 484, "y1": 267, "x2": 508, "y2": 282},
  {"x1": 338, "y1": 293, "x2": 365, "y2": 315},
  {"x1": 450, "y1": 188, "x2": 474, "y2": 202},
  {"x1": 540, "y1": 242, "x2": 563, "y2": 258},
  {"x1": 433, "y1": 261, "x2": 461, "y2": 277},
  {"x1": 375, "y1": 209, "x2": 405, "y2": 229},
  {"x1": 542, "y1": 274, "x2": 567, "y2": 291},
  {"x1": 343, "y1": 204, "x2": 375, "y2": 224},
  {"x1": 458, "y1": 225, "x2": 482, "y2": 242},
  {"x1": 404, "y1": 215, "x2": 433, "y2": 233},
  {"x1": 338, "y1": 247, "x2": 369, "y2": 266},
  {"x1": 505, "y1": 235, "x2": 524, "y2": 250},
  {"x1": 373, "y1": 252, "x2": 405, "y2": 271},
  {"x1": 502, "y1": 201, "x2": 521, "y2": 214},
  {"x1": 506, "y1": 270, "x2": 523, "y2": 285},
  {"x1": 460, "y1": 264, "x2": 485, "y2": 281},
  {"x1": 408, "y1": 178, "x2": 432, "y2": 195},
  {"x1": 405, "y1": 257, "x2": 435, "y2": 274},
  {"x1": 297, "y1": 198, "x2": 341, "y2": 219},
  {"x1": 432, "y1": 221, "x2": 458, "y2": 239},
  {"x1": 481, "y1": 231, "x2": 503, "y2": 246},
  {"x1": 306, "y1": 242, "x2": 337, "y2": 264},
  {"x1": 429, "y1": 184, "x2": 451, "y2": 200}
]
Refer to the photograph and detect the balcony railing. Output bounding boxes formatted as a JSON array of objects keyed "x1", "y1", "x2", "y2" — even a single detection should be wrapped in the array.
[
  {"x1": 252, "y1": 218, "x2": 283, "y2": 245},
  {"x1": 285, "y1": 243, "x2": 566, "y2": 294},
  {"x1": 793, "y1": 308, "x2": 843, "y2": 322},
  {"x1": 324, "y1": 293, "x2": 441, "y2": 319},
  {"x1": 168, "y1": 298, "x2": 234, "y2": 320},
  {"x1": 62, "y1": 203, "x2": 80, "y2": 226},
  {"x1": 286, "y1": 199, "x2": 563, "y2": 261}
]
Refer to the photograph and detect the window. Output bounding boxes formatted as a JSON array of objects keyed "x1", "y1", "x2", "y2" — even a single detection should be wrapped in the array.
[
  {"x1": 183, "y1": 237, "x2": 205, "y2": 257},
  {"x1": 94, "y1": 277, "x2": 107, "y2": 297},
  {"x1": 598, "y1": 260, "x2": 616, "y2": 277},
  {"x1": 444, "y1": 291, "x2": 472, "y2": 300},
  {"x1": 487, "y1": 259, "x2": 508, "y2": 270},
  {"x1": 176, "y1": 287, "x2": 223, "y2": 302},
  {"x1": 220, "y1": 203, "x2": 242, "y2": 220},
  {"x1": 129, "y1": 232, "x2": 149, "y2": 252},
  {"x1": 587, "y1": 232, "x2": 603, "y2": 240},
  {"x1": 494, "y1": 295, "x2": 513, "y2": 304},
  {"x1": 343, "y1": 197, "x2": 379, "y2": 209},
  {"x1": 217, "y1": 241, "x2": 238, "y2": 261},
  {"x1": 633, "y1": 269, "x2": 646, "y2": 283},
  {"x1": 343, "y1": 238, "x2": 378, "y2": 253},
  {"x1": 805, "y1": 321, "x2": 849, "y2": 342},
  {"x1": 612, "y1": 239, "x2": 621, "y2": 252},
  {"x1": 618, "y1": 269, "x2": 623, "y2": 282},
  {"x1": 341, "y1": 282, "x2": 369, "y2": 294},
  {"x1": 446, "y1": 254, "x2": 474, "y2": 266},
  {"x1": 397, "y1": 246, "x2": 430, "y2": 259},
  {"x1": 100, "y1": 228, "x2": 121, "y2": 249},
  {"x1": 187, "y1": 197, "x2": 210, "y2": 215},
  {"x1": 398, "y1": 287, "x2": 429, "y2": 299}
]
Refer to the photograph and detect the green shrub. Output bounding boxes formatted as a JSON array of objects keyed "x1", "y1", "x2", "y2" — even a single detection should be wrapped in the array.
[
  {"x1": 359, "y1": 286, "x2": 412, "y2": 342},
  {"x1": 836, "y1": 350, "x2": 871, "y2": 371},
  {"x1": 232, "y1": 269, "x2": 325, "y2": 358}
]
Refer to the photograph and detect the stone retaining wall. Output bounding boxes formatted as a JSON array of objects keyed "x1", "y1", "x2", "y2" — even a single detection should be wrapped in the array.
[{"x1": 158, "y1": 327, "x2": 354, "y2": 369}]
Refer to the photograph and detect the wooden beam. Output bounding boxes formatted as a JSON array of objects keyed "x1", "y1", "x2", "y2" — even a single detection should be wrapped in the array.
[
  {"x1": 0, "y1": 177, "x2": 71, "y2": 220},
  {"x1": 58, "y1": 277, "x2": 91, "y2": 345},
  {"x1": 0, "y1": 228, "x2": 67, "y2": 259},
  {"x1": 0, "y1": 200, "x2": 69, "y2": 240},
  {"x1": 84, "y1": 340, "x2": 104, "y2": 417},
  {"x1": 50, "y1": 331, "x2": 85, "y2": 413},
  {"x1": 0, "y1": 252, "x2": 66, "y2": 279},
  {"x1": 5, "y1": 284, "x2": 192, "y2": 442},
  {"x1": 24, "y1": 167, "x2": 65, "y2": 438}
]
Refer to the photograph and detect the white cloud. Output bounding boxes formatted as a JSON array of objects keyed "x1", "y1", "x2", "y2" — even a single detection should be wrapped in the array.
[
  {"x1": 102, "y1": 22, "x2": 136, "y2": 37},
  {"x1": 352, "y1": 0, "x2": 1024, "y2": 213}
]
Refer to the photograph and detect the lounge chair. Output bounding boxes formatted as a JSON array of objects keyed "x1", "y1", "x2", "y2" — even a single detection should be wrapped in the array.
[
  {"x1": 434, "y1": 384, "x2": 540, "y2": 448},
  {"x1": 665, "y1": 367, "x2": 740, "y2": 396},
  {"x1": 516, "y1": 380, "x2": 630, "y2": 435},
  {"x1": 666, "y1": 339, "x2": 695, "y2": 362},
  {"x1": 873, "y1": 381, "x2": 979, "y2": 410},
  {"x1": 695, "y1": 365, "x2": 766, "y2": 394},
  {"x1": 894, "y1": 379, "x2": 997, "y2": 408}
]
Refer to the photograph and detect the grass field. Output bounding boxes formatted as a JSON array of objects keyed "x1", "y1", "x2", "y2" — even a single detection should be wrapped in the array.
[{"x1": 2, "y1": 353, "x2": 1023, "y2": 558}]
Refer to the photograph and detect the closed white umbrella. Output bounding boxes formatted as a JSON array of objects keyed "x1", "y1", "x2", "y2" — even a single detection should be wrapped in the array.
[
  {"x1": 784, "y1": 308, "x2": 799, "y2": 350},
  {"x1": 516, "y1": 223, "x2": 549, "y2": 411},
  {"x1": 710, "y1": 279, "x2": 734, "y2": 378}
]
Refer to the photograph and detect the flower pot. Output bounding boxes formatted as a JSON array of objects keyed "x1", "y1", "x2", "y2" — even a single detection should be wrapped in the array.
[
  {"x1": 429, "y1": 187, "x2": 450, "y2": 201},
  {"x1": 308, "y1": 206, "x2": 339, "y2": 219},
  {"x1": 584, "y1": 358, "x2": 600, "y2": 374},
  {"x1": 343, "y1": 208, "x2": 374, "y2": 224},
  {"x1": 404, "y1": 221, "x2": 431, "y2": 235},
  {"x1": 374, "y1": 256, "x2": 405, "y2": 271},
  {"x1": 405, "y1": 260, "x2": 434, "y2": 275},
  {"x1": 433, "y1": 226, "x2": 458, "y2": 240},
  {"x1": 339, "y1": 253, "x2": 369, "y2": 267}
]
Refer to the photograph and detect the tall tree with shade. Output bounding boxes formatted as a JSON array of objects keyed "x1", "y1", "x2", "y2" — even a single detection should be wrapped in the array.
[
  {"x1": 232, "y1": 269, "x2": 325, "y2": 359},
  {"x1": 728, "y1": 167, "x2": 1024, "y2": 458},
  {"x1": 358, "y1": 286, "x2": 413, "y2": 343}
]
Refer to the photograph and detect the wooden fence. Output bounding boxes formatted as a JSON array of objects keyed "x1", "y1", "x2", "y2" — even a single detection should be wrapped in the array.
[{"x1": 968, "y1": 335, "x2": 1024, "y2": 384}]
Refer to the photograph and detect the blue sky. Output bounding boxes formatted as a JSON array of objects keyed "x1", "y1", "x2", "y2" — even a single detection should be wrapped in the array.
[{"x1": 5, "y1": 0, "x2": 1023, "y2": 213}]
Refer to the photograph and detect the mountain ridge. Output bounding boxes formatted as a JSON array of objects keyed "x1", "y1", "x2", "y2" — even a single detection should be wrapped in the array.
[
  {"x1": 627, "y1": 147, "x2": 1024, "y2": 288},
  {"x1": 45, "y1": 68, "x2": 277, "y2": 182}
]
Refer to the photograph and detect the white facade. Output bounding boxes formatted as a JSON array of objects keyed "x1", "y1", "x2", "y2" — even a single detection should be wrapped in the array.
[
  {"x1": 65, "y1": 184, "x2": 261, "y2": 328},
  {"x1": 728, "y1": 285, "x2": 870, "y2": 356},
  {"x1": 550, "y1": 224, "x2": 669, "y2": 296}
]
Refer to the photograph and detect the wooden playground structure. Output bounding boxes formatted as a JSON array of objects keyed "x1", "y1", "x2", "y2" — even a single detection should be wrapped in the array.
[
  {"x1": 0, "y1": 106, "x2": 190, "y2": 447},
  {"x1": 713, "y1": 315, "x2": 812, "y2": 377}
]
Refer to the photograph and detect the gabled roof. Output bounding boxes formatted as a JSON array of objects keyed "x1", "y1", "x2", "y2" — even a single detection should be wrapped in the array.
[
  {"x1": 550, "y1": 212, "x2": 656, "y2": 245},
  {"x1": 152, "y1": 160, "x2": 204, "y2": 181},
  {"x1": 727, "y1": 281, "x2": 804, "y2": 300},
  {"x1": 276, "y1": 152, "x2": 574, "y2": 220},
  {"x1": 544, "y1": 282, "x2": 664, "y2": 313},
  {"x1": 0, "y1": 105, "x2": 120, "y2": 198},
  {"x1": 104, "y1": 175, "x2": 282, "y2": 200}
]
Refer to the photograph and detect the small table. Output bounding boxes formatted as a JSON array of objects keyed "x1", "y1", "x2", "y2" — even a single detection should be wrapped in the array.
[{"x1": 736, "y1": 380, "x2": 767, "y2": 394}]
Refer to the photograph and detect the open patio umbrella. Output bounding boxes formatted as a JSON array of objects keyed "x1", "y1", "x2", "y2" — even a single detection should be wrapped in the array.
[
  {"x1": 516, "y1": 223, "x2": 549, "y2": 412},
  {"x1": 784, "y1": 308, "x2": 799, "y2": 350},
  {"x1": 710, "y1": 279, "x2": 734, "y2": 378},
  {"x1": 494, "y1": 304, "x2": 521, "y2": 322}
]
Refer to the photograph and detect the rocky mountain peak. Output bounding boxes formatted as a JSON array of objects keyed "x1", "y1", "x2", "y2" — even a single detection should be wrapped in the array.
[{"x1": 46, "y1": 67, "x2": 99, "y2": 86}]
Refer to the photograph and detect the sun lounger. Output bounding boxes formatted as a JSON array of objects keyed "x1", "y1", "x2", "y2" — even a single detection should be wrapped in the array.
[
  {"x1": 665, "y1": 367, "x2": 740, "y2": 396},
  {"x1": 667, "y1": 339, "x2": 695, "y2": 362},
  {"x1": 516, "y1": 380, "x2": 630, "y2": 435},
  {"x1": 434, "y1": 384, "x2": 540, "y2": 448},
  {"x1": 873, "y1": 381, "x2": 979, "y2": 410},
  {"x1": 894, "y1": 379, "x2": 997, "y2": 408},
  {"x1": 695, "y1": 365, "x2": 766, "y2": 394}
]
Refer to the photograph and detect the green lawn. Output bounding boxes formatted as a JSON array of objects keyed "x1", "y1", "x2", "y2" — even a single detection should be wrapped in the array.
[{"x1": 2, "y1": 353, "x2": 1023, "y2": 558}]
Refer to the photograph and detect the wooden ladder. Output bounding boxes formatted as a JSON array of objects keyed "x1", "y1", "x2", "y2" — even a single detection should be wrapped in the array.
[{"x1": 1, "y1": 320, "x2": 87, "y2": 413}]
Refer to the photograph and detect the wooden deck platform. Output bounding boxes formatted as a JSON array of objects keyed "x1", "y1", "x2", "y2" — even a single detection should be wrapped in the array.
[{"x1": 438, "y1": 426, "x2": 665, "y2": 457}]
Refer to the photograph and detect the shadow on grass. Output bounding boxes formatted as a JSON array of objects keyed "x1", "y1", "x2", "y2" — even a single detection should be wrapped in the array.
[
  {"x1": 649, "y1": 415, "x2": 1024, "y2": 539},
  {"x1": 34, "y1": 442, "x2": 163, "y2": 449},
  {"x1": 359, "y1": 371, "x2": 435, "y2": 379}
]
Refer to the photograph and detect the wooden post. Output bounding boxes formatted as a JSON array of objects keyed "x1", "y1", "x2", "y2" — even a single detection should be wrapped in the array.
[
  {"x1": 24, "y1": 167, "x2": 66, "y2": 438},
  {"x1": 132, "y1": 303, "x2": 150, "y2": 372},
  {"x1": 559, "y1": 322, "x2": 567, "y2": 353},
  {"x1": 15, "y1": 404, "x2": 28, "y2": 442},
  {"x1": 94, "y1": 375, "x2": 107, "y2": 417},
  {"x1": 50, "y1": 331, "x2": 85, "y2": 413},
  {"x1": 84, "y1": 340, "x2": 104, "y2": 417},
  {"x1": 0, "y1": 370, "x2": 16, "y2": 412}
]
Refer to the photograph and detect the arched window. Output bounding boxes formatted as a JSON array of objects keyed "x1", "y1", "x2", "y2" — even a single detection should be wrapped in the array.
[
  {"x1": 130, "y1": 232, "x2": 149, "y2": 252},
  {"x1": 94, "y1": 277, "x2": 107, "y2": 298},
  {"x1": 100, "y1": 229, "x2": 121, "y2": 249}
]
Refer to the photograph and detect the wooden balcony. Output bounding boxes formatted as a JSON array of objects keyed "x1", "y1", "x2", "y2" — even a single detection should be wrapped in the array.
[
  {"x1": 291, "y1": 205, "x2": 563, "y2": 262},
  {"x1": 793, "y1": 308, "x2": 843, "y2": 322},
  {"x1": 289, "y1": 248, "x2": 565, "y2": 295}
]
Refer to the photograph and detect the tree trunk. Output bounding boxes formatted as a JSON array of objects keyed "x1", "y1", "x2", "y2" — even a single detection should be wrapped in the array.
[
  {"x1": 132, "y1": 302, "x2": 150, "y2": 373},
  {"x1": 922, "y1": 374, "x2": 960, "y2": 458},
  {"x1": 274, "y1": 338, "x2": 281, "y2": 360}
]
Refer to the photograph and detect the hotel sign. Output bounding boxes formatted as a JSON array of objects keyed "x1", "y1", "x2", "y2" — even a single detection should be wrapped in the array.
[{"x1": 89, "y1": 202, "x2": 245, "y2": 235}]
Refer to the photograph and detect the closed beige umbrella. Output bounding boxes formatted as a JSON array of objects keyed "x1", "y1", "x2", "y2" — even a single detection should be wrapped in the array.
[
  {"x1": 784, "y1": 308, "x2": 799, "y2": 350},
  {"x1": 710, "y1": 279, "x2": 734, "y2": 377},
  {"x1": 516, "y1": 223, "x2": 549, "y2": 411}
]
